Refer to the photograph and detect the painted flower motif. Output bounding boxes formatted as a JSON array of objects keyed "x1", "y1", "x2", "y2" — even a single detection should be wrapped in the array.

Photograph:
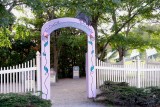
[
  {"x1": 90, "y1": 33, "x2": 95, "y2": 41},
  {"x1": 44, "y1": 32, "x2": 49, "y2": 38}
]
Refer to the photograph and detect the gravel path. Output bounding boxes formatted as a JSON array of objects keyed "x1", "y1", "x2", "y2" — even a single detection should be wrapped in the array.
[{"x1": 50, "y1": 78, "x2": 106, "y2": 107}]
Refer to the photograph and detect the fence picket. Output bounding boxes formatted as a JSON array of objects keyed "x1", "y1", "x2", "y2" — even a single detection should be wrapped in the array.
[
  {"x1": 7, "y1": 67, "x2": 9, "y2": 93},
  {"x1": 27, "y1": 61, "x2": 29, "y2": 92},
  {"x1": 13, "y1": 66, "x2": 15, "y2": 92},
  {"x1": 16, "y1": 65, "x2": 18, "y2": 93},
  {"x1": 9, "y1": 66, "x2": 12, "y2": 92},
  {"x1": 33, "y1": 58, "x2": 36, "y2": 93},
  {"x1": 3, "y1": 68, "x2": 6, "y2": 93},
  {"x1": 30, "y1": 59, "x2": 33, "y2": 92},
  {"x1": 0, "y1": 67, "x2": 2, "y2": 93},
  {"x1": 18, "y1": 64, "x2": 21, "y2": 93},
  {"x1": 21, "y1": 64, "x2": 23, "y2": 92},
  {"x1": 24, "y1": 62, "x2": 27, "y2": 92}
]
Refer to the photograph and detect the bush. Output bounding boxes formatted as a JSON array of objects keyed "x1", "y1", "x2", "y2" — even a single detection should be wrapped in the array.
[
  {"x1": 0, "y1": 93, "x2": 52, "y2": 107},
  {"x1": 96, "y1": 81, "x2": 160, "y2": 107}
]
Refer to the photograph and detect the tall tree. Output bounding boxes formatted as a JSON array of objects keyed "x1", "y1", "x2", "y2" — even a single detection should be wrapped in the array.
[{"x1": 100, "y1": 0, "x2": 160, "y2": 61}]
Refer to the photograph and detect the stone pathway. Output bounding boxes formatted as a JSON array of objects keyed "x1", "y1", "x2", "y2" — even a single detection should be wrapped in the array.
[{"x1": 50, "y1": 78, "x2": 106, "y2": 107}]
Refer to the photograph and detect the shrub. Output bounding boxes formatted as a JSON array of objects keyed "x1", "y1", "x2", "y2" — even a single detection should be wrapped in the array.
[
  {"x1": 0, "y1": 93, "x2": 52, "y2": 107},
  {"x1": 96, "y1": 81, "x2": 160, "y2": 107}
]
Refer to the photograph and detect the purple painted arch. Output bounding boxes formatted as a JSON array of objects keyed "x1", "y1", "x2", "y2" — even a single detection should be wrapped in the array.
[{"x1": 41, "y1": 17, "x2": 96, "y2": 99}]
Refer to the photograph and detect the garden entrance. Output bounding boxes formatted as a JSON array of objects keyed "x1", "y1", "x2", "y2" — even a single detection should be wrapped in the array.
[{"x1": 41, "y1": 18, "x2": 96, "y2": 99}]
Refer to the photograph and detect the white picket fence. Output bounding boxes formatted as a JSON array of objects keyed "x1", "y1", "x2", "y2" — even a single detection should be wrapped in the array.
[
  {"x1": 0, "y1": 52, "x2": 41, "y2": 94},
  {"x1": 96, "y1": 57, "x2": 160, "y2": 88}
]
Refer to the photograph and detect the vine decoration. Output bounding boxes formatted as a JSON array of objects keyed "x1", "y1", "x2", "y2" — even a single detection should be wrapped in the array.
[
  {"x1": 88, "y1": 32, "x2": 95, "y2": 98},
  {"x1": 42, "y1": 32, "x2": 49, "y2": 99}
]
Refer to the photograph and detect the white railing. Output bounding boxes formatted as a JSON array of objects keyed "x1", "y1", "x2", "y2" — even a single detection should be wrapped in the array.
[
  {"x1": 96, "y1": 57, "x2": 160, "y2": 89},
  {"x1": 0, "y1": 51, "x2": 41, "y2": 94}
]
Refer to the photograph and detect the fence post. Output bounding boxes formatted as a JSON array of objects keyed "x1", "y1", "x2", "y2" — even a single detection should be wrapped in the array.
[
  {"x1": 137, "y1": 56, "x2": 140, "y2": 88},
  {"x1": 36, "y1": 51, "x2": 41, "y2": 93}
]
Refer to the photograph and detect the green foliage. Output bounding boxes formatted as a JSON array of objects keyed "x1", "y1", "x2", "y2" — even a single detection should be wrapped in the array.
[
  {"x1": 0, "y1": 39, "x2": 36, "y2": 67},
  {"x1": 55, "y1": 28, "x2": 87, "y2": 78},
  {"x1": 0, "y1": 28, "x2": 11, "y2": 48},
  {"x1": 108, "y1": 33, "x2": 151, "y2": 50},
  {"x1": 97, "y1": 81, "x2": 160, "y2": 106},
  {"x1": 0, "y1": 93, "x2": 52, "y2": 107},
  {"x1": 133, "y1": 24, "x2": 160, "y2": 50},
  {"x1": 0, "y1": 4, "x2": 15, "y2": 27},
  {"x1": 14, "y1": 24, "x2": 31, "y2": 40}
]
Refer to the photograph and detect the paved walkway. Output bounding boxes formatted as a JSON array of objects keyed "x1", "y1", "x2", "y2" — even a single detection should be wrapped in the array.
[{"x1": 50, "y1": 78, "x2": 106, "y2": 107}]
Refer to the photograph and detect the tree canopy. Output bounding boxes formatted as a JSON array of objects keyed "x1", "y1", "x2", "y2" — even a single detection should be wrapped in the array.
[{"x1": 0, "y1": 0, "x2": 160, "y2": 77}]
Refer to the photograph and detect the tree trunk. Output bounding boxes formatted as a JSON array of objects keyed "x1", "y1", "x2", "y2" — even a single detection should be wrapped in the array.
[
  {"x1": 118, "y1": 47, "x2": 125, "y2": 61},
  {"x1": 118, "y1": 10, "x2": 131, "y2": 61},
  {"x1": 51, "y1": 31, "x2": 59, "y2": 81},
  {"x1": 47, "y1": 9, "x2": 59, "y2": 79},
  {"x1": 91, "y1": 14, "x2": 99, "y2": 55}
]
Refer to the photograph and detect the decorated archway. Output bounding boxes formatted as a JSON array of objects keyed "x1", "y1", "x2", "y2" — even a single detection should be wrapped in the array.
[{"x1": 41, "y1": 18, "x2": 96, "y2": 99}]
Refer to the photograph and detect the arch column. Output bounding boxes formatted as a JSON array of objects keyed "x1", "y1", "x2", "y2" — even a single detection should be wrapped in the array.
[{"x1": 41, "y1": 18, "x2": 96, "y2": 99}]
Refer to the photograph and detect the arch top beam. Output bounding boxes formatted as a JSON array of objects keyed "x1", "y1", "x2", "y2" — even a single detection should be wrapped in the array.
[{"x1": 41, "y1": 17, "x2": 95, "y2": 37}]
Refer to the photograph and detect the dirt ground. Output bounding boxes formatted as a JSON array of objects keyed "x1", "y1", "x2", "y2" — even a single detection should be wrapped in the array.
[{"x1": 50, "y1": 78, "x2": 106, "y2": 107}]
